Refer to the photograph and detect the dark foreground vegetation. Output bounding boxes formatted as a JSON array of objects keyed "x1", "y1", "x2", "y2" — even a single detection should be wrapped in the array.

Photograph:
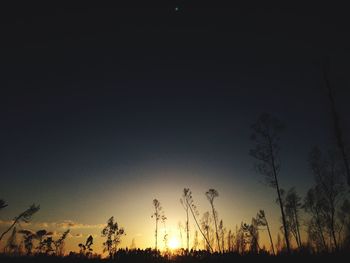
[{"x1": 1, "y1": 250, "x2": 350, "y2": 263}]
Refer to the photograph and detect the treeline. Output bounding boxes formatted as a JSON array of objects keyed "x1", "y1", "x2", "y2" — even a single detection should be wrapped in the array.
[
  {"x1": 147, "y1": 112, "x2": 350, "y2": 256},
  {"x1": 247, "y1": 112, "x2": 350, "y2": 254},
  {"x1": 0, "y1": 75, "x2": 349, "y2": 258}
]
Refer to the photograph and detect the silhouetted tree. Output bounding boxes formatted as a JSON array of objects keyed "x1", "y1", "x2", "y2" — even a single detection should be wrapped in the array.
[
  {"x1": 338, "y1": 199, "x2": 350, "y2": 248},
  {"x1": 309, "y1": 147, "x2": 345, "y2": 250},
  {"x1": 256, "y1": 210, "x2": 275, "y2": 255},
  {"x1": 0, "y1": 204, "x2": 40, "y2": 242},
  {"x1": 306, "y1": 219, "x2": 325, "y2": 252},
  {"x1": 218, "y1": 219, "x2": 226, "y2": 252},
  {"x1": 200, "y1": 211, "x2": 212, "y2": 251},
  {"x1": 205, "y1": 189, "x2": 221, "y2": 253},
  {"x1": 36, "y1": 230, "x2": 50, "y2": 252},
  {"x1": 276, "y1": 190, "x2": 292, "y2": 249},
  {"x1": 180, "y1": 189, "x2": 190, "y2": 252},
  {"x1": 78, "y1": 235, "x2": 93, "y2": 257},
  {"x1": 4, "y1": 227, "x2": 18, "y2": 254},
  {"x1": 101, "y1": 216, "x2": 125, "y2": 258},
  {"x1": 226, "y1": 229, "x2": 235, "y2": 252},
  {"x1": 250, "y1": 218, "x2": 260, "y2": 253},
  {"x1": 36, "y1": 230, "x2": 54, "y2": 254},
  {"x1": 151, "y1": 199, "x2": 166, "y2": 251},
  {"x1": 162, "y1": 213, "x2": 168, "y2": 252},
  {"x1": 323, "y1": 59, "x2": 350, "y2": 186},
  {"x1": 303, "y1": 187, "x2": 328, "y2": 252},
  {"x1": 192, "y1": 230, "x2": 199, "y2": 250},
  {"x1": 18, "y1": 230, "x2": 35, "y2": 255},
  {"x1": 250, "y1": 113, "x2": 291, "y2": 253},
  {"x1": 183, "y1": 188, "x2": 213, "y2": 252},
  {"x1": 235, "y1": 223, "x2": 247, "y2": 254},
  {"x1": 242, "y1": 219, "x2": 260, "y2": 254},
  {"x1": 284, "y1": 187, "x2": 302, "y2": 248},
  {"x1": 54, "y1": 229, "x2": 70, "y2": 256},
  {"x1": 39, "y1": 236, "x2": 54, "y2": 255}
]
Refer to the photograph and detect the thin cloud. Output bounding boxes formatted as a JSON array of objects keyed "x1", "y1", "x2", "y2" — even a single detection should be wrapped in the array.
[
  {"x1": 0, "y1": 220, "x2": 104, "y2": 230},
  {"x1": 56, "y1": 220, "x2": 104, "y2": 229}
]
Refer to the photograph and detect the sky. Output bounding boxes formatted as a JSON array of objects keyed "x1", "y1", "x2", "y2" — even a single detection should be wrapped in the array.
[{"x1": 1, "y1": 4, "x2": 350, "y2": 255}]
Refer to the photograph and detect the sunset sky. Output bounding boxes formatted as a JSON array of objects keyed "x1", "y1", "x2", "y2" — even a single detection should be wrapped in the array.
[{"x1": 1, "y1": 4, "x2": 350, "y2": 255}]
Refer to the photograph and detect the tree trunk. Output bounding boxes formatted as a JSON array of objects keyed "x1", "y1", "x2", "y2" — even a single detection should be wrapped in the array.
[
  {"x1": 330, "y1": 206, "x2": 338, "y2": 250},
  {"x1": 211, "y1": 204, "x2": 221, "y2": 253},
  {"x1": 276, "y1": 185, "x2": 291, "y2": 253},
  {"x1": 266, "y1": 220, "x2": 276, "y2": 255},
  {"x1": 0, "y1": 219, "x2": 17, "y2": 242},
  {"x1": 294, "y1": 208, "x2": 302, "y2": 248},
  {"x1": 268, "y1": 135, "x2": 291, "y2": 254},
  {"x1": 206, "y1": 228, "x2": 210, "y2": 251},
  {"x1": 315, "y1": 209, "x2": 327, "y2": 251},
  {"x1": 186, "y1": 199, "x2": 213, "y2": 252},
  {"x1": 323, "y1": 61, "x2": 350, "y2": 186},
  {"x1": 186, "y1": 208, "x2": 189, "y2": 252},
  {"x1": 155, "y1": 219, "x2": 158, "y2": 250}
]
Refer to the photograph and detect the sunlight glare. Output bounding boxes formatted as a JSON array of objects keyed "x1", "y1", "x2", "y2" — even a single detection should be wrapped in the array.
[{"x1": 168, "y1": 236, "x2": 180, "y2": 250}]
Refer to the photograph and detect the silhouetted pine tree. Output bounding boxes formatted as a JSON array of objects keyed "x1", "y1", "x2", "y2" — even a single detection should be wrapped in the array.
[{"x1": 250, "y1": 113, "x2": 291, "y2": 253}]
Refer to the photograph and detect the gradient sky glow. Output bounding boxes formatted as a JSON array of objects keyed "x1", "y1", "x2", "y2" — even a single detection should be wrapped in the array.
[{"x1": 1, "y1": 5, "x2": 350, "y2": 255}]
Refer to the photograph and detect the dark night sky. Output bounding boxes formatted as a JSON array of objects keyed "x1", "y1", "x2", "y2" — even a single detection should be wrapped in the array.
[{"x1": 1, "y1": 4, "x2": 350, "y2": 251}]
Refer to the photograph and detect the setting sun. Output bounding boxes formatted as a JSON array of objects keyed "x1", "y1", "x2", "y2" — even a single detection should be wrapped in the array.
[
  {"x1": 1, "y1": 4, "x2": 349, "y2": 263},
  {"x1": 168, "y1": 236, "x2": 180, "y2": 250}
]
